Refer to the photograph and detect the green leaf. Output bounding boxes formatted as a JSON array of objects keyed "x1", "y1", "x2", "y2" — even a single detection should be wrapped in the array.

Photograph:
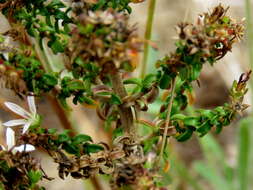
[
  {"x1": 0, "y1": 35, "x2": 5, "y2": 43},
  {"x1": 123, "y1": 78, "x2": 142, "y2": 86},
  {"x1": 67, "y1": 80, "x2": 85, "y2": 91},
  {"x1": 222, "y1": 16, "x2": 230, "y2": 24},
  {"x1": 73, "y1": 134, "x2": 92, "y2": 145},
  {"x1": 171, "y1": 114, "x2": 186, "y2": 120},
  {"x1": 58, "y1": 131, "x2": 70, "y2": 143},
  {"x1": 48, "y1": 39, "x2": 65, "y2": 54},
  {"x1": 184, "y1": 117, "x2": 199, "y2": 127},
  {"x1": 74, "y1": 56, "x2": 84, "y2": 66},
  {"x1": 110, "y1": 94, "x2": 122, "y2": 105},
  {"x1": 42, "y1": 74, "x2": 58, "y2": 86},
  {"x1": 48, "y1": 128, "x2": 57, "y2": 134},
  {"x1": 176, "y1": 129, "x2": 193, "y2": 142},
  {"x1": 85, "y1": 144, "x2": 104, "y2": 153},
  {"x1": 78, "y1": 96, "x2": 95, "y2": 105},
  {"x1": 198, "y1": 109, "x2": 214, "y2": 119},
  {"x1": 62, "y1": 142, "x2": 78, "y2": 154},
  {"x1": 159, "y1": 74, "x2": 171, "y2": 89},
  {"x1": 28, "y1": 170, "x2": 42, "y2": 184},
  {"x1": 78, "y1": 23, "x2": 94, "y2": 35},
  {"x1": 197, "y1": 122, "x2": 212, "y2": 137},
  {"x1": 142, "y1": 74, "x2": 156, "y2": 89},
  {"x1": 113, "y1": 127, "x2": 123, "y2": 139}
]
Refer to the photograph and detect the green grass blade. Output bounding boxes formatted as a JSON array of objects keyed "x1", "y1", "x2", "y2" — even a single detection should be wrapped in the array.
[
  {"x1": 198, "y1": 134, "x2": 234, "y2": 184},
  {"x1": 193, "y1": 161, "x2": 230, "y2": 190},
  {"x1": 236, "y1": 118, "x2": 252, "y2": 190},
  {"x1": 173, "y1": 160, "x2": 203, "y2": 190}
]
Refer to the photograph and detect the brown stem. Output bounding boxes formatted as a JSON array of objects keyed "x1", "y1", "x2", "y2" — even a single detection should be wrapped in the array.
[
  {"x1": 110, "y1": 70, "x2": 136, "y2": 137},
  {"x1": 47, "y1": 93, "x2": 76, "y2": 137},
  {"x1": 90, "y1": 176, "x2": 103, "y2": 190}
]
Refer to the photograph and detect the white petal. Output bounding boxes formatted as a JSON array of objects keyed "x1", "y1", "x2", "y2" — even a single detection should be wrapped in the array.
[
  {"x1": 2, "y1": 119, "x2": 27, "y2": 127},
  {"x1": 0, "y1": 145, "x2": 6, "y2": 151},
  {"x1": 27, "y1": 96, "x2": 36, "y2": 114},
  {"x1": 22, "y1": 120, "x2": 32, "y2": 134},
  {"x1": 14, "y1": 144, "x2": 35, "y2": 152},
  {"x1": 3, "y1": 53, "x2": 9, "y2": 61},
  {"x1": 5, "y1": 102, "x2": 31, "y2": 119},
  {"x1": 6, "y1": 128, "x2": 15, "y2": 150}
]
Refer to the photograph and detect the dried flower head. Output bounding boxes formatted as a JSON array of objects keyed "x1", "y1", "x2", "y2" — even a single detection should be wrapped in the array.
[{"x1": 65, "y1": 9, "x2": 141, "y2": 80}]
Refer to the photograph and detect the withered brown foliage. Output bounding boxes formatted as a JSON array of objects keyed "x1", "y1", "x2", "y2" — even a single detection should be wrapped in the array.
[{"x1": 0, "y1": 151, "x2": 45, "y2": 190}]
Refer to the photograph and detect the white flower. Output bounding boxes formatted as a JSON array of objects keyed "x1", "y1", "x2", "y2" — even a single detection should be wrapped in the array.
[
  {"x1": 0, "y1": 128, "x2": 35, "y2": 153},
  {"x1": 3, "y1": 96, "x2": 41, "y2": 134}
]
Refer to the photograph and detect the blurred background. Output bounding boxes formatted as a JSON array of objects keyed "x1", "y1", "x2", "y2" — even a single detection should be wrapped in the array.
[{"x1": 1, "y1": 0, "x2": 253, "y2": 189}]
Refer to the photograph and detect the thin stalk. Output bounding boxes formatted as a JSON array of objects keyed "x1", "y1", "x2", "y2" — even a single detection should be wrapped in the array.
[
  {"x1": 33, "y1": 36, "x2": 52, "y2": 73},
  {"x1": 140, "y1": 0, "x2": 157, "y2": 78},
  {"x1": 157, "y1": 77, "x2": 177, "y2": 164}
]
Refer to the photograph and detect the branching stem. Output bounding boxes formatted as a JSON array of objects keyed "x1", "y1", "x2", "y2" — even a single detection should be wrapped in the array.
[{"x1": 110, "y1": 70, "x2": 136, "y2": 137}]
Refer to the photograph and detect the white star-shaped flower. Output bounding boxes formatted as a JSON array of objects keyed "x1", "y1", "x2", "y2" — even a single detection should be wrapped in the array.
[
  {"x1": 0, "y1": 128, "x2": 35, "y2": 153},
  {"x1": 3, "y1": 96, "x2": 41, "y2": 134}
]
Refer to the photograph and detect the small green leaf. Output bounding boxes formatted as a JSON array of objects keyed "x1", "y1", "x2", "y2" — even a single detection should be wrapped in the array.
[
  {"x1": 73, "y1": 134, "x2": 92, "y2": 145},
  {"x1": 78, "y1": 96, "x2": 96, "y2": 105},
  {"x1": 42, "y1": 74, "x2": 58, "y2": 86},
  {"x1": 113, "y1": 127, "x2": 123, "y2": 139},
  {"x1": 78, "y1": 23, "x2": 94, "y2": 35},
  {"x1": 85, "y1": 144, "x2": 104, "y2": 153},
  {"x1": 176, "y1": 129, "x2": 193, "y2": 142},
  {"x1": 0, "y1": 35, "x2": 5, "y2": 43},
  {"x1": 123, "y1": 78, "x2": 142, "y2": 86},
  {"x1": 58, "y1": 131, "x2": 70, "y2": 143},
  {"x1": 222, "y1": 16, "x2": 230, "y2": 24},
  {"x1": 159, "y1": 74, "x2": 171, "y2": 89},
  {"x1": 197, "y1": 122, "x2": 212, "y2": 137},
  {"x1": 28, "y1": 170, "x2": 42, "y2": 184},
  {"x1": 48, "y1": 39, "x2": 65, "y2": 54},
  {"x1": 48, "y1": 128, "x2": 57, "y2": 134},
  {"x1": 68, "y1": 80, "x2": 85, "y2": 91},
  {"x1": 62, "y1": 142, "x2": 79, "y2": 154},
  {"x1": 74, "y1": 56, "x2": 84, "y2": 66},
  {"x1": 110, "y1": 94, "x2": 122, "y2": 105},
  {"x1": 171, "y1": 114, "x2": 186, "y2": 120},
  {"x1": 142, "y1": 74, "x2": 157, "y2": 89},
  {"x1": 184, "y1": 117, "x2": 199, "y2": 127}
]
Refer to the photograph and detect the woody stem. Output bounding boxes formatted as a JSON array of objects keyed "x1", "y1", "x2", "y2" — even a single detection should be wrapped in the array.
[{"x1": 110, "y1": 69, "x2": 136, "y2": 137}]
